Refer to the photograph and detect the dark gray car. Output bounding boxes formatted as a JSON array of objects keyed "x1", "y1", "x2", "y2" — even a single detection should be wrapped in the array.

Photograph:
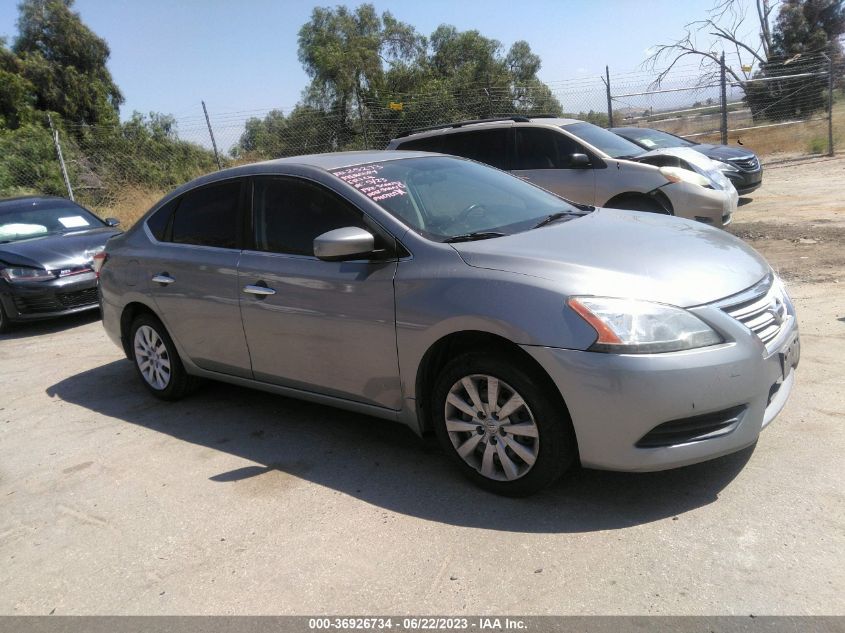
[
  {"x1": 98, "y1": 151, "x2": 798, "y2": 496},
  {"x1": 611, "y1": 127, "x2": 763, "y2": 195},
  {"x1": 0, "y1": 196, "x2": 121, "y2": 331}
]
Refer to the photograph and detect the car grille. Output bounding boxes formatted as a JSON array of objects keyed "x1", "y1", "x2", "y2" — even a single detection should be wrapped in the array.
[
  {"x1": 721, "y1": 279, "x2": 788, "y2": 347},
  {"x1": 13, "y1": 288, "x2": 99, "y2": 314},
  {"x1": 729, "y1": 156, "x2": 759, "y2": 171},
  {"x1": 636, "y1": 405, "x2": 747, "y2": 448}
]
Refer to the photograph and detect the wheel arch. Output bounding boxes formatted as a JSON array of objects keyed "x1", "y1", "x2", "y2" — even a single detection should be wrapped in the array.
[
  {"x1": 119, "y1": 301, "x2": 159, "y2": 359},
  {"x1": 603, "y1": 190, "x2": 674, "y2": 214},
  {"x1": 414, "y1": 330, "x2": 572, "y2": 437}
]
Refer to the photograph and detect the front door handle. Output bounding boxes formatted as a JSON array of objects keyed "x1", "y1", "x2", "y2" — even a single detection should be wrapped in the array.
[
  {"x1": 243, "y1": 284, "x2": 276, "y2": 297},
  {"x1": 152, "y1": 274, "x2": 175, "y2": 285}
]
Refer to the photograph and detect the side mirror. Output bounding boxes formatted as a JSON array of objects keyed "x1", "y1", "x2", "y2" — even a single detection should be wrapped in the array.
[
  {"x1": 314, "y1": 227, "x2": 375, "y2": 261},
  {"x1": 570, "y1": 153, "x2": 591, "y2": 168},
  {"x1": 105, "y1": 217, "x2": 121, "y2": 227}
]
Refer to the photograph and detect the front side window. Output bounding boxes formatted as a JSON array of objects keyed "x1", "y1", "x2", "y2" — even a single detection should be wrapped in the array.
[
  {"x1": 170, "y1": 181, "x2": 241, "y2": 248},
  {"x1": 513, "y1": 128, "x2": 585, "y2": 170},
  {"x1": 252, "y1": 178, "x2": 369, "y2": 256}
]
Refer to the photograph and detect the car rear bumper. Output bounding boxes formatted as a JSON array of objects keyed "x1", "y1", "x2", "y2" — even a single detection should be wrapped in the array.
[
  {"x1": 522, "y1": 290, "x2": 798, "y2": 472},
  {"x1": 0, "y1": 273, "x2": 100, "y2": 322}
]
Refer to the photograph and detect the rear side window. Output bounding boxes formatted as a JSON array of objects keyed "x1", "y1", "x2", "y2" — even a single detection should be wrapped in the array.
[
  {"x1": 146, "y1": 198, "x2": 177, "y2": 241},
  {"x1": 514, "y1": 128, "x2": 586, "y2": 170},
  {"x1": 396, "y1": 136, "x2": 442, "y2": 152},
  {"x1": 440, "y1": 129, "x2": 510, "y2": 170},
  {"x1": 170, "y1": 181, "x2": 241, "y2": 248},
  {"x1": 252, "y1": 178, "x2": 370, "y2": 257}
]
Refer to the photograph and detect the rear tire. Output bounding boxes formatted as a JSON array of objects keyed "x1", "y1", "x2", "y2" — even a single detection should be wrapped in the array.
[
  {"x1": 431, "y1": 351, "x2": 576, "y2": 496},
  {"x1": 129, "y1": 313, "x2": 198, "y2": 400}
]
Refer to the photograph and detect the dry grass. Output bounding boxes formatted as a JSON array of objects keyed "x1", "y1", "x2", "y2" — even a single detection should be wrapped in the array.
[
  {"x1": 88, "y1": 185, "x2": 165, "y2": 228},
  {"x1": 652, "y1": 101, "x2": 844, "y2": 160}
]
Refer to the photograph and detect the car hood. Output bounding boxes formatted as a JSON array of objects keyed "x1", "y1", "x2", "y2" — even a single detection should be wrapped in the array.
[
  {"x1": 635, "y1": 147, "x2": 733, "y2": 191},
  {"x1": 450, "y1": 208, "x2": 770, "y2": 307},
  {"x1": 694, "y1": 144, "x2": 757, "y2": 162},
  {"x1": 0, "y1": 227, "x2": 120, "y2": 270}
]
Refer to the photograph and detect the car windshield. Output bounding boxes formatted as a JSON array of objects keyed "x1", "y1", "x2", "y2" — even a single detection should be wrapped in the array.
[
  {"x1": 331, "y1": 156, "x2": 585, "y2": 242},
  {"x1": 615, "y1": 128, "x2": 696, "y2": 150},
  {"x1": 563, "y1": 122, "x2": 646, "y2": 159},
  {"x1": 0, "y1": 200, "x2": 104, "y2": 243}
]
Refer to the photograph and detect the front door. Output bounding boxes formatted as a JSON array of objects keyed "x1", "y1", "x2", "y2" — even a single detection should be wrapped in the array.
[{"x1": 238, "y1": 176, "x2": 402, "y2": 410}]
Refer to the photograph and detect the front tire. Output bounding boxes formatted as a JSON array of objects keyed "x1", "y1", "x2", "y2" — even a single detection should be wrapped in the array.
[
  {"x1": 431, "y1": 352, "x2": 577, "y2": 496},
  {"x1": 129, "y1": 313, "x2": 197, "y2": 400}
]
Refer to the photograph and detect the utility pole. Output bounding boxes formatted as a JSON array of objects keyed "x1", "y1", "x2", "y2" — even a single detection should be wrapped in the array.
[
  {"x1": 47, "y1": 114, "x2": 74, "y2": 201},
  {"x1": 602, "y1": 66, "x2": 614, "y2": 128},
  {"x1": 202, "y1": 101, "x2": 222, "y2": 170},
  {"x1": 824, "y1": 53, "x2": 834, "y2": 156},
  {"x1": 720, "y1": 53, "x2": 728, "y2": 145}
]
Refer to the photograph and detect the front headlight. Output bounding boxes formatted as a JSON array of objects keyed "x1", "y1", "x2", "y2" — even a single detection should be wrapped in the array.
[
  {"x1": 659, "y1": 166, "x2": 714, "y2": 189},
  {"x1": 0, "y1": 267, "x2": 56, "y2": 283},
  {"x1": 717, "y1": 161, "x2": 740, "y2": 173},
  {"x1": 568, "y1": 297, "x2": 723, "y2": 353}
]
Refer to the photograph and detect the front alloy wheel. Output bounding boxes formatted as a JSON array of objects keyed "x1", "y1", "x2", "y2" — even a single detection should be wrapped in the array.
[
  {"x1": 445, "y1": 375, "x2": 539, "y2": 482},
  {"x1": 432, "y1": 352, "x2": 576, "y2": 496}
]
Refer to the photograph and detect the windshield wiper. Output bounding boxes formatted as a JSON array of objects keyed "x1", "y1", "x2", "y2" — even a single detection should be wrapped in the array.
[
  {"x1": 443, "y1": 231, "x2": 506, "y2": 243},
  {"x1": 532, "y1": 212, "x2": 577, "y2": 229}
]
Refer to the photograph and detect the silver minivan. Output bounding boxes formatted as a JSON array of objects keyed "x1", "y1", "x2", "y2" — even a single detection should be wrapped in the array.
[
  {"x1": 388, "y1": 117, "x2": 738, "y2": 226},
  {"x1": 98, "y1": 152, "x2": 798, "y2": 496}
]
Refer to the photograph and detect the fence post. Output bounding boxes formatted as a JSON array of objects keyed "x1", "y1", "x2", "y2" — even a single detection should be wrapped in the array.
[
  {"x1": 202, "y1": 101, "x2": 222, "y2": 170},
  {"x1": 47, "y1": 114, "x2": 74, "y2": 201},
  {"x1": 826, "y1": 54, "x2": 835, "y2": 157},
  {"x1": 604, "y1": 66, "x2": 614, "y2": 128},
  {"x1": 719, "y1": 52, "x2": 728, "y2": 145}
]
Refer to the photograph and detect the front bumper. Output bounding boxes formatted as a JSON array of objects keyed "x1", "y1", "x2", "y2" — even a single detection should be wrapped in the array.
[
  {"x1": 0, "y1": 273, "x2": 100, "y2": 322},
  {"x1": 725, "y1": 168, "x2": 764, "y2": 196},
  {"x1": 661, "y1": 181, "x2": 738, "y2": 227},
  {"x1": 523, "y1": 289, "x2": 798, "y2": 472}
]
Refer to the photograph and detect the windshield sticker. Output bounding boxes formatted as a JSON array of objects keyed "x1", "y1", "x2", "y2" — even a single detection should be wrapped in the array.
[
  {"x1": 640, "y1": 138, "x2": 656, "y2": 148},
  {"x1": 58, "y1": 215, "x2": 90, "y2": 228},
  {"x1": 332, "y1": 164, "x2": 407, "y2": 202}
]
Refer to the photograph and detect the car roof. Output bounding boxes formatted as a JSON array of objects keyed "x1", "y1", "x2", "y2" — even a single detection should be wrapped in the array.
[
  {"x1": 392, "y1": 117, "x2": 584, "y2": 142},
  {"x1": 242, "y1": 150, "x2": 438, "y2": 172}
]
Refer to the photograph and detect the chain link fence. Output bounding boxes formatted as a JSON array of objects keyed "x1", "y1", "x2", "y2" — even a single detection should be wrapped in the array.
[{"x1": 1, "y1": 55, "x2": 842, "y2": 225}]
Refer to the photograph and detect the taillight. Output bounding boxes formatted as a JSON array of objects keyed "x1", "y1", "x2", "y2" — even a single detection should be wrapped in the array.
[{"x1": 92, "y1": 251, "x2": 108, "y2": 278}]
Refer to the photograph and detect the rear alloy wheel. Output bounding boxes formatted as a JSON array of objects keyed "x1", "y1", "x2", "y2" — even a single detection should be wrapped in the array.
[
  {"x1": 432, "y1": 352, "x2": 576, "y2": 496},
  {"x1": 129, "y1": 314, "x2": 196, "y2": 400}
]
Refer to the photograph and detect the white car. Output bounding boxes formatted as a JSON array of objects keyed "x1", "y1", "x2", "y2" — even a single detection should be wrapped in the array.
[{"x1": 387, "y1": 117, "x2": 738, "y2": 226}]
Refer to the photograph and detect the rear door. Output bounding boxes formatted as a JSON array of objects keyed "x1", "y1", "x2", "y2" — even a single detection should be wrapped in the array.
[
  {"x1": 511, "y1": 127, "x2": 596, "y2": 204},
  {"x1": 237, "y1": 176, "x2": 402, "y2": 409},
  {"x1": 144, "y1": 179, "x2": 252, "y2": 378}
]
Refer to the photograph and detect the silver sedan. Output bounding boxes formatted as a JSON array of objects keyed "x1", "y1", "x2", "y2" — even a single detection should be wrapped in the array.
[{"x1": 97, "y1": 151, "x2": 799, "y2": 496}]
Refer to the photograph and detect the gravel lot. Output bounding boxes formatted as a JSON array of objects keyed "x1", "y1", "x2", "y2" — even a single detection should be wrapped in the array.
[{"x1": 1, "y1": 158, "x2": 844, "y2": 615}]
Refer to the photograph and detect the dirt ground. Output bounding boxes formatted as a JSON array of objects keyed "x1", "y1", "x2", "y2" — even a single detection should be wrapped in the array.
[{"x1": 1, "y1": 157, "x2": 843, "y2": 616}]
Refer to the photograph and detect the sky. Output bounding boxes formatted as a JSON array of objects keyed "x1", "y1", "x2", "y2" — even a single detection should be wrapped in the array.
[{"x1": 0, "y1": 0, "x2": 752, "y2": 146}]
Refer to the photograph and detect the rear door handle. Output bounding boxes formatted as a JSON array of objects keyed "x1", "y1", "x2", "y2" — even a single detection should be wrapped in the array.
[
  {"x1": 243, "y1": 284, "x2": 276, "y2": 296},
  {"x1": 152, "y1": 274, "x2": 175, "y2": 285}
]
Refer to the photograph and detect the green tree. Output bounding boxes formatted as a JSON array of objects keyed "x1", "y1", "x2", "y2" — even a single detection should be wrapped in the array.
[{"x1": 13, "y1": 0, "x2": 123, "y2": 126}]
